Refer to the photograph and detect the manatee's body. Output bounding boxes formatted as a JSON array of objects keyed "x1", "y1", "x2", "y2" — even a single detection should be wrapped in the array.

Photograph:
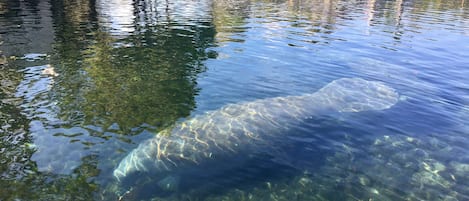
[{"x1": 113, "y1": 78, "x2": 399, "y2": 190}]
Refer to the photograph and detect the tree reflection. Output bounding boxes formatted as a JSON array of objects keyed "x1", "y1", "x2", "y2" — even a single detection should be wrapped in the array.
[
  {"x1": 45, "y1": 0, "x2": 217, "y2": 135},
  {"x1": 0, "y1": 63, "x2": 34, "y2": 181},
  {"x1": 82, "y1": 5, "x2": 215, "y2": 133},
  {"x1": 212, "y1": 0, "x2": 250, "y2": 43},
  {"x1": 0, "y1": 56, "x2": 98, "y2": 201},
  {"x1": 1, "y1": 153, "x2": 100, "y2": 201},
  {"x1": 0, "y1": 0, "x2": 54, "y2": 56}
]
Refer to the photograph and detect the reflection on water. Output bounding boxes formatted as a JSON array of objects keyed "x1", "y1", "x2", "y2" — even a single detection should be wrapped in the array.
[
  {"x1": 0, "y1": 0, "x2": 54, "y2": 56},
  {"x1": 81, "y1": 26, "x2": 214, "y2": 133},
  {"x1": 1, "y1": 0, "x2": 469, "y2": 200},
  {"x1": 97, "y1": 0, "x2": 135, "y2": 37}
]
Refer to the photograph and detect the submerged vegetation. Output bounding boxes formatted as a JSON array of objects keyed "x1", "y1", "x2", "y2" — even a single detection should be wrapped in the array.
[{"x1": 188, "y1": 134, "x2": 469, "y2": 201}]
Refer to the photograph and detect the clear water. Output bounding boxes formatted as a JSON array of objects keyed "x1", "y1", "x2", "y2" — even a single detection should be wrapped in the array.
[{"x1": 0, "y1": 0, "x2": 468, "y2": 200}]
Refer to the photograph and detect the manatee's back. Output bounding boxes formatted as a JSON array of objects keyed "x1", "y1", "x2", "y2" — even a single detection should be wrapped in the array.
[{"x1": 113, "y1": 102, "x2": 279, "y2": 182}]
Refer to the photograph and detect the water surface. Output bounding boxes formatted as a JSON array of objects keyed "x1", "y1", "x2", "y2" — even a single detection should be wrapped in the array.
[{"x1": 0, "y1": 0, "x2": 468, "y2": 200}]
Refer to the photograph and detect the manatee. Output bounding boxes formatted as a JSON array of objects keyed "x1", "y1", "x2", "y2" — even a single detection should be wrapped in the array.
[{"x1": 113, "y1": 77, "x2": 399, "y2": 191}]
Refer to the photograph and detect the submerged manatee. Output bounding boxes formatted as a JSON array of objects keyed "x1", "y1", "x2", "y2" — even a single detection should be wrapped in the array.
[{"x1": 113, "y1": 78, "x2": 399, "y2": 190}]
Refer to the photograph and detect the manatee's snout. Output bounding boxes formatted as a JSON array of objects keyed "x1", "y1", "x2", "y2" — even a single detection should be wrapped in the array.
[
  {"x1": 366, "y1": 79, "x2": 399, "y2": 107},
  {"x1": 316, "y1": 78, "x2": 399, "y2": 112}
]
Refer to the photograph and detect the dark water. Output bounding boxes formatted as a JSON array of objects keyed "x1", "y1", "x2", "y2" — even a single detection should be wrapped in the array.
[{"x1": 1, "y1": 0, "x2": 468, "y2": 200}]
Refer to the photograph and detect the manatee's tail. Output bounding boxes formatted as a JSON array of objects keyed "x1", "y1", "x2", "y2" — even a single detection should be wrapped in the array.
[{"x1": 313, "y1": 78, "x2": 399, "y2": 112}]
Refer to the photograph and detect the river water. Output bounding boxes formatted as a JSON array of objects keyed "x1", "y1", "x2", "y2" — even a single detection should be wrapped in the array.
[{"x1": 0, "y1": 0, "x2": 468, "y2": 200}]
